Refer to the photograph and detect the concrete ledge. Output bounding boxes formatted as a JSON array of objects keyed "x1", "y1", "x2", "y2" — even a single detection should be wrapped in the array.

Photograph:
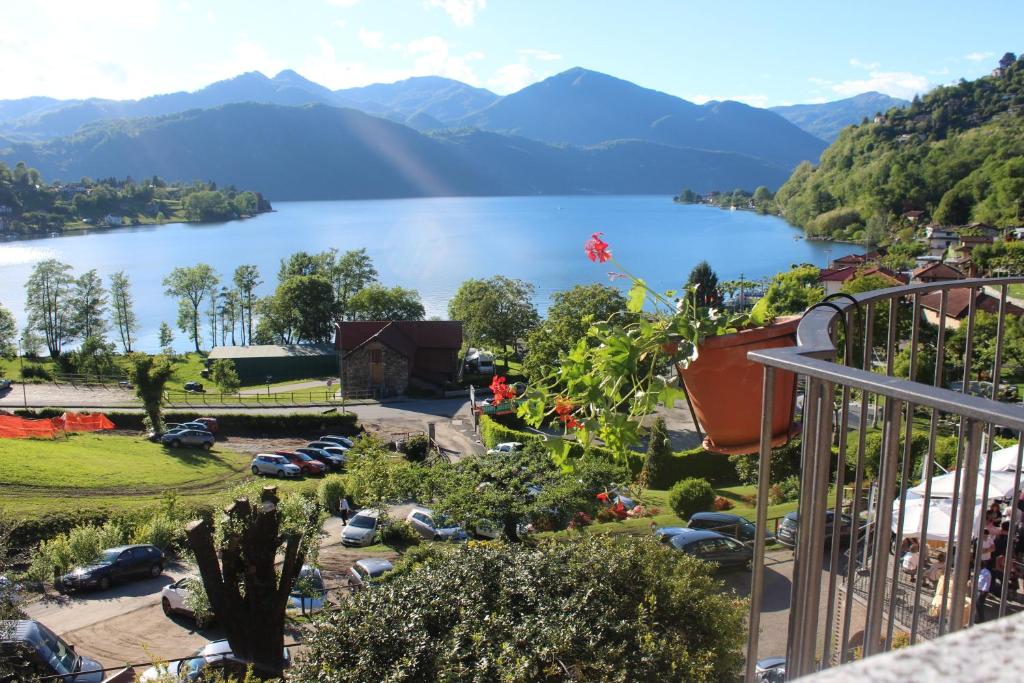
[{"x1": 806, "y1": 611, "x2": 1024, "y2": 681}]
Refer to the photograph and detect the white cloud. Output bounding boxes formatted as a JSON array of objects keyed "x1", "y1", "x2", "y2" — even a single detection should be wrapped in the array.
[
  {"x1": 326, "y1": 0, "x2": 360, "y2": 7},
  {"x1": 426, "y1": 0, "x2": 485, "y2": 27},
  {"x1": 965, "y1": 51, "x2": 995, "y2": 62},
  {"x1": 808, "y1": 76, "x2": 831, "y2": 86},
  {"x1": 849, "y1": 58, "x2": 880, "y2": 70},
  {"x1": 929, "y1": 66, "x2": 950, "y2": 76},
  {"x1": 688, "y1": 94, "x2": 771, "y2": 108},
  {"x1": 518, "y1": 48, "x2": 562, "y2": 62},
  {"x1": 830, "y1": 70, "x2": 930, "y2": 99},
  {"x1": 334, "y1": 19, "x2": 347, "y2": 29},
  {"x1": 358, "y1": 27, "x2": 384, "y2": 48},
  {"x1": 407, "y1": 35, "x2": 482, "y2": 84},
  {"x1": 489, "y1": 63, "x2": 536, "y2": 93}
]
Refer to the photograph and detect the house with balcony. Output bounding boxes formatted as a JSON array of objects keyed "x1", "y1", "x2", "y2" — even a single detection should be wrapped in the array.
[
  {"x1": 818, "y1": 264, "x2": 906, "y2": 295},
  {"x1": 919, "y1": 286, "x2": 1023, "y2": 329},
  {"x1": 925, "y1": 225, "x2": 960, "y2": 257},
  {"x1": 910, "y1": 261, "x2": 964, "y2": 284}
]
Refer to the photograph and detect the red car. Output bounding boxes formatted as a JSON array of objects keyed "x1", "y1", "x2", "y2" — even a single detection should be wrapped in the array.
[
  {"x1": 275, "y1": 450, "x2": 327, "y2": 476},
  {"x1": 194, "y1": 417, "x2": 219, "y2": 433}
]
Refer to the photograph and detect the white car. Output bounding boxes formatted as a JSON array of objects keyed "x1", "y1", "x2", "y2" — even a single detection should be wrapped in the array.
[
  {"x1": 341, "y1": 509, "x2": 381, "y2": 547},
  {"x1": 487, "y1": 442, "x2": 523, "y2": 455},
  {"x1": 406, "y1": 507, "x2": 469, "y2": 542},
  {"x1": 251, "y1": 454, "x2": 302, "y2": 478},
  {"x1": 140, "y1": 640, "x2": 290, "y2": 681},
  {"x1": 287, "y1": 565, "x2": 325, "y2": 615},
  {"x1": 348, "y1": 558, "x2": 394, "y2": 589},
  {"x1": 161, "y1": 577, "x2": 206, "y2": 624}
]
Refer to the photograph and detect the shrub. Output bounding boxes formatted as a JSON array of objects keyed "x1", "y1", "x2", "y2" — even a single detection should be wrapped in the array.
[
  {"x1": 668, "y1": 478, "x2": 716, "y2": 517},
  {"x1": 768, "y1": 484, "x2": 786, "y2": 506},
  {"x1": 730, "y1": 439, "x2": 802, "y2": 485},
  {"x1": 479, "y1": 415, "x2": 542, "y2": 450},
  {"x1": 131, "y1": 514, "x2": 180, "y2": 552},
  {"x1": 317, "y1": 475, "x2": 347, "y2": 514},
  {"x1": 19, "y1": 364, "x2": 52, "y2": 381},
  {"x1": 379, "y1": 519, "x2": 420, "y2": 547},
  {"x1": 778, "y1": 475, "x2": 801, "y2": 502},
  {"x1": 712, "y1": 496, "x2": 734, "y2": 511},
  {"x1": 403, "y1": 434, "x2": 430, "y2": 463},
  {"x1": 647, "y1": 446, "x2": 738, "y2": 489}
]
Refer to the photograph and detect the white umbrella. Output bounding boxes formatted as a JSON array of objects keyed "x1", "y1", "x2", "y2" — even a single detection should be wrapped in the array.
[
  {"x1": 892, "y1": 497, "x2": 982, "y2": 541},
  {"x1": 908, "y1": 469, "x2": 1021, "y2": 501},
  {"x1": 986, "y1": 443, "x2": 1024, "y2": 472}
]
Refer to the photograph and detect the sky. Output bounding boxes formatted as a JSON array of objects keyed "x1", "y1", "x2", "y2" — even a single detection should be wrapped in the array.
[{"x1": 2, "y1": 0, "x2": 1021, "y2": 107}]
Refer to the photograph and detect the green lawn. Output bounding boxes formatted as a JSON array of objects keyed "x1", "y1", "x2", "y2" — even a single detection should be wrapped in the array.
[
  {"x1": 0, "y1": 432, "x2": 318, "y2": 517},
  {"x1": 165, "y1": 352, "x2": 209, "y2": 392},
  {"x1": 1009, "y1": 283, "x2": 1024, "y2": 301}
]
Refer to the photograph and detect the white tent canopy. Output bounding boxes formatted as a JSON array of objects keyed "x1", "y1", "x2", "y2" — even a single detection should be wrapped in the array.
[
  {"x1": 986, "y1": 443, "x2": 1024, "y2": 473},
  {"x1": 892, "y1": 497, "x2": 982, "y2": 541},
  {"x1": 908, "y1": 469, "x2": 1021, "y2": 501}
]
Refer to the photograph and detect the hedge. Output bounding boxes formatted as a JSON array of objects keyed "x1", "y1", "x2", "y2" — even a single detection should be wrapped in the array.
[
  {"x1": 13, "y1": 408, "x2": 359, "y2": 437},
  {"x1": 479, "y1": 415, "x2": 543, "y2": 449}
]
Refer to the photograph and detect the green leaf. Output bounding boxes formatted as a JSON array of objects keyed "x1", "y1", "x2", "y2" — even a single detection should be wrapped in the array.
[{"x1": 627, "y1": 280, "x2": 647, "y2": 313}]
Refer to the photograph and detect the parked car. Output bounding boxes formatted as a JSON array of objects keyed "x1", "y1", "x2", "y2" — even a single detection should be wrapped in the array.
[
  {"x1": 161, "y1": 577, "x2": 209, "y2": 625},
  {"x1": 668, "y1": 529, "x2": 753, "y2": 570},
  {"x1": 0, "y1": 619, "x2": 104, "y2": 682},
  {"x1": 320, "y1": 446, "x2": 349, "y2": 463},
  {"x1": 161, "y1": 429, "x2": 215, "y2": 450},
  {"x1": 287, "y1": 565, "x2": 326, "y2": 615},
  {"x1": 318, "y1": 435, "x2": 354, "y2": 448},
  {"x1": 341, "y1": 510, "x2": 381, "y2": 547},
  {"x1": 275, "y1": 450, "x2": 327, "y2": 476},
  {"x1": 295, "y1": 446, "x2": 344, "y2": 470},
  {"x1": 754, "y1": 657, "x2": 786, "y2": 682},
  {"x1": 0, "y1": 378, "x2": 12, "y2": 391},
  {"x1": 653, "y1": 526, "x2": 689, "y2": 543},
  {"x1": 308, "y1": 440, "x2": 347, "y2": 452},
  {"x1": 251, "y1": 454, "x2": 302, "y2": 478},
  {"x1": 117, "y1": 380, "x2": 133, "y2": 389},
  {"x1": 60, "y1": 544, "x2": 164, "y2": 592},
  {"x1": 348, "y1": 558, "x2": 393, "y2": 589},
  {"x1": 139, "y1": 640, "x2": 291, "y2": 681},
  {"x1": 183, "y1": 381, "x2": 205, "y2": 392},
  {"x1": 486, "y1": 441, "x2": 523, "y2": 455},
  {"x1": 688, "y1": 511, "x2": 771, "y2": 544},
  {"x1": 406, "y1": 507, "x2": 469, "y2": 542},
  {"x1": 179, "y1": 421, "x2": 214, "y2": 432},
  {"x1": 775, "y1": 509, "x2": 854, "y2": 549},
  {"x1": 193, "y1": 417, "x2": 219, "y2": 433}
]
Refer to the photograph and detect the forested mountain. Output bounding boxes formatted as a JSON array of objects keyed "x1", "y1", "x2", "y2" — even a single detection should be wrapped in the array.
[
  {"x1": 336, "y1": 76, "x2": 498, "y2": 124},
  {"x1": 459, "y1": 67, "x2": 827, "y2": 170},
  {"x1": 0, "y1": 103, "x2": 790, "y2": 200},
  {"x1": 775, "y1": 53, "x2": 1024, "y2": 240},
  {"x1": 770, "y1": 92, "x2": 909, "y2": 142}
]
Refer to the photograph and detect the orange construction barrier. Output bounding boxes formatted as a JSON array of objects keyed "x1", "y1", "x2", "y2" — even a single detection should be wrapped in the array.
[
  {"x1": 59, "y1": 412, "x2": 116, "y2": 432},
  {"x1": 0, "y1": 414, "x2": 61, "y2": 439}
]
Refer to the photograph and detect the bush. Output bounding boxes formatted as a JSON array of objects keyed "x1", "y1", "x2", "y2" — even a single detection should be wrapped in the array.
[
  {"x1": 379, "y1": 519, "x2": 420, "y2": 547},
  {"x1": 730, "y1": 439, "x2": 802, "y2": 485},
  {"x1": 317, "y1": 475, "x2": 347, "y2": 514},
  {"x1": 712, "y1": 496, "x2": 734, "y2": 511},
  {"x1": 778, "y1": 475, "x2": 801, "y2": 502},
  {"x1": 648, "y1": 447, "x2": 738, "y2": 489},
  {"x1": 668, "y1": 478, "x2": 716, "y2": 517},
  {"x1": 131, "y1": 514, "x2": 180, "y2": 552},
  {"x1": 403, "y1": 434, "x2": 430, "y2": 463},
  {"x1": 19, "y1": 364, "x2": 51, "y2": 381},
  {"x1": 479, "y1": 415, "x2": 542, "y2": 450}
]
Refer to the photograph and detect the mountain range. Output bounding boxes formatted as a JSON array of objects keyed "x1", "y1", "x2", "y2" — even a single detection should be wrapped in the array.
[
  {"x1": 0, "y1": 66, "x2": 900, "y2": 200},
  {"x1": 770, "y1": 91, "x2": 909, "y2": 142}
]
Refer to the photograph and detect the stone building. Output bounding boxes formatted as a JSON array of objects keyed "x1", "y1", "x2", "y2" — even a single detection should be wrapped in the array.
[{"x1": 335, "y1": 321, "x2": 463, "y2": 398}]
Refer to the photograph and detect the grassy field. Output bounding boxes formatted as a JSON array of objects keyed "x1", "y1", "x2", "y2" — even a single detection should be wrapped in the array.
[{"x1": 0, "y1": 433, "x2": 318, "y2": 518}]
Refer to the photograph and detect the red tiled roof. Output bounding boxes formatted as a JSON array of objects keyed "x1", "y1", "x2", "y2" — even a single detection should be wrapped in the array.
[
  {"x1": 335, "y1": 321, "x2": 463, "y2": 356},
  {"x1": 818, "y1": 266, "x2": 857, "y2": 282},
  {"x1": 919, "y1": 288, "x2": 1024, "y2": 319},
  {"x1": 911, "y1": 262, "x2": 964, "y2": 281}
]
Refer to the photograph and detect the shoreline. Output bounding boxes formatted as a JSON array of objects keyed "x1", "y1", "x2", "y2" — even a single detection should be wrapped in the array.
[{"x1": 0, "y1": 209, "x2": 274, "y2": 243}]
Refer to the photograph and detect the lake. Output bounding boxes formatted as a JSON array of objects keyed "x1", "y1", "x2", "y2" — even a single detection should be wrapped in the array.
[{"x1": 0, "y1": 195, "x2": 858, "y2": 352}]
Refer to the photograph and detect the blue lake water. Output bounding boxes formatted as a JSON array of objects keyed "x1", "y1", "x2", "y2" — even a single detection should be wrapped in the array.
[{"x1": 0, "y1": 195, "x2": 858, "y2": 352}]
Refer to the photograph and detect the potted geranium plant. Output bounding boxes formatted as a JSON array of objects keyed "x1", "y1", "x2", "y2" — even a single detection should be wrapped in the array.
[{"x1": 519, "y1": 232, "x2": 798, "y2": 458}]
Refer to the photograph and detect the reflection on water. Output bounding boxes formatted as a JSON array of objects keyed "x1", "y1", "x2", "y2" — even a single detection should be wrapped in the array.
[{"x1": 0, "y1": 196, "x2": 858, "y2": 352}]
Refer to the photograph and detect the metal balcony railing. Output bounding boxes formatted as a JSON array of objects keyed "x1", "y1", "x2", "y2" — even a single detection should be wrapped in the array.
[{"x1": 744, "y1": 277, "x2": 1024, "y2": 681}]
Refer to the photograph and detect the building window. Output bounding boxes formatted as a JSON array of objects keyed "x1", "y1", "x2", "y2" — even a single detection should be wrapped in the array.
[{"x1": 370, "y1": 349, "x2": 382, "y2": 363}]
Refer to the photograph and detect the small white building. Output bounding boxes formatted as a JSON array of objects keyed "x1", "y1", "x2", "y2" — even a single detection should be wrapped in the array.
[{"x1": 103, "y1": 214, "x2": 124, "y2": 226}]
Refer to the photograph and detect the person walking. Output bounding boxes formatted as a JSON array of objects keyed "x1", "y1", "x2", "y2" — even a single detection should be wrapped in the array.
[
  {"x1": 340, "y1": 497, "x2": 351, "y2": 525},
  {"x1": 976, "y1": 562, "x2": 992, "y2": 623}
]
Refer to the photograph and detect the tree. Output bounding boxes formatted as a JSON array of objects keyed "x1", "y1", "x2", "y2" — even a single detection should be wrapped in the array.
[
  {"x1": 186, "y1": 485, "x2": 321, "y2": 679},
  {"x1": 210, "y1": 358, "x2": 240, "y2": 393},
  {"x1": 753, "y1": 185, "x2": 773, "y2": 204},
  {"x1": 0, "y1": 304, "x2": 16, "y2": 359},
  {"x1": 126, "y1": 353, "x2": 174, "y2": 431},
  {"x1": 756, "y1": 265, "x2": 824, "y2": 318},
  {"x1": 686, "y1": 261, "x2": 723, "y2": 308},
  {"x1": 183, "y1": 190, "x2": 233, "y2": 221},
  {"x1": 158, "y1": 322, "x2": 174, "y2": 354},
  {"x1": 233, "y1": 264, "x2": 262, "y2": 344},
  {"x1": 522, "y1": 284, "x2": 630, "y2": 383},
  {"x1": 163, "y1": 264, "x2": 219, "y2": 352},
  {"x1": 293, "y1": 535, "x2": 746, "y2": 682},
  {"x1": 347, "y1": 285, "x2": 425, "y2": 321},
  {"x1": 218, "y1": 288, "x2": 242, "y2": 345},
  {"x1": 334, "y1": 248, "x2": 378, "y2": 319},
  {"x1": 448, "y1": 276, "x2": 539, "y2": 366},
  {"x1": 109, "y1": 271, "x2": 138, "y2": 353},
  {"x1": 261, "y1": 275, "x2": 335, "y2": 343},
  {"x1": 24, "y1": 259, "x2": 75, "y2": 357},
  {"x1": 71, "y1": 269, "x2": 108, "y2": 342},
  {"x1": 641, "y1": 417, "x2": 670, "y2": 488},
  {"x1": 278, "y1": 250, "x2": 335, "y2": 281},
  {"x1": 70, "y1": 336, "x2": 118, "y2": 378}
]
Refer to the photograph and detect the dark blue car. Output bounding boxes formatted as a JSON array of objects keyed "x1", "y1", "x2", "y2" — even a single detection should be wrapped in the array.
[{"x1": 60, "y1": 544, "x2": 164, "y2": 592}]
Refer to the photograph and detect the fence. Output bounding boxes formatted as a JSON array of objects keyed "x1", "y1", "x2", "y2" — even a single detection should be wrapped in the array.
[
  {"x1": 162, "y1": 387, "x2": 377, "y2": 408},
  {"x1": 744, "y1": 277, "x2": 1024, "y2": 681}
]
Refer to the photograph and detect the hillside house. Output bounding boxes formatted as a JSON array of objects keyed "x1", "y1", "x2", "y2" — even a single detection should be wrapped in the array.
[
  {"x1": 335, "y1": 320, "x2": 463, "y2": 398},
  {"x1": 902, "y1": 210, "x2": 926, "y2": 223},
  {"x1": 920, "y1": 288, "x2": 1024, "y2": 330},
  {"x1": 925, "y1": 226, "x2": 959, "y2": 256},
  {"x1": 818, "y1": 264, "x2": 906, "y2": 296},
  {"x1": 910, "y1": 261, "x2": 964, "y2": 284}
]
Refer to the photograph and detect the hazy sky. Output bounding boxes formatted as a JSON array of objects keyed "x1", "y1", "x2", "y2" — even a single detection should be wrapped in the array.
[{"x1": 3, "y1": 0, "x2": 1019, "y2": 106}]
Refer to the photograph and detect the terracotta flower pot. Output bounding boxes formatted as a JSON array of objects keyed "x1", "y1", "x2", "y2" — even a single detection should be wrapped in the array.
[{"x1": 675, "y1": 316, "x2": 800, "y2": 455}]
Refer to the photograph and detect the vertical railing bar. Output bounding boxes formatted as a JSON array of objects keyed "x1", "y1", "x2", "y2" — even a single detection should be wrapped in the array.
[
  {"x1": 885, "y1": 296, "x2": 899, "y2": 377},
  {"x1": 948, "y1": 419, "x2": 982, "y2": 632},
  {"x1": 998, "y1": 440, "x2": 1024, "y2": 618},
  {"x1": 859, "y1": 302, "x2": 876, "y2": 570},
  {"x1": 744, "y1": 366, "x2": 777, "y2": 683},
  {"x1": 863, "y1": 396, "x2": 902, "y2": 657},
  {"x1": 786, "y1": 377, "x2": 821, "y2": 677},
  {"x1": 840, "y1": 386, "x2": 872, "y2": 663},
  {"x1": 798, "y1": 378, "x2": 835, "y2": 673},
  {"x1": 821, "y1": 308, "x2": 854, "y2": 668}
]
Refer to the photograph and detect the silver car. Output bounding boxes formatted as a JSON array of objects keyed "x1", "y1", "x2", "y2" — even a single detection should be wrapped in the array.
[
  {"x1": 319, "y1": 435, "x2": 354, "y2": 448},
  {"x1": 161, "y1": 429, "x2": 214, "y2": 449},
  {"x1": 341, "y1": 510, "x2": 381, "y2": 547},
  {"x1": 348, "y1": 558, "x2": 393, "y2": 589},
  {"x1": 295, "y1": 446, "x2": 344, "y2": 470},
  {"x1": 406, "y1": 507, "x2": 469, "y2": 542},
  {"x1": 250, "y1": 454, "x2": 302, "y2": 478}
]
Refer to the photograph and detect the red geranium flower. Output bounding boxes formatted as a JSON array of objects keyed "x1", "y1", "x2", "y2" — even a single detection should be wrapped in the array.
[
  {"x1": 490, "y1": 375, "x2": 516, "y2": 403},
  {"x1": 584, "y1": 232, "x2": 611, "y2": 263}
]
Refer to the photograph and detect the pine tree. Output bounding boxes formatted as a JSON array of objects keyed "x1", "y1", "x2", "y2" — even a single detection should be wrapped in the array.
[{"x1": 641, "y1": 417, "x2": 671, "y2": 489}]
